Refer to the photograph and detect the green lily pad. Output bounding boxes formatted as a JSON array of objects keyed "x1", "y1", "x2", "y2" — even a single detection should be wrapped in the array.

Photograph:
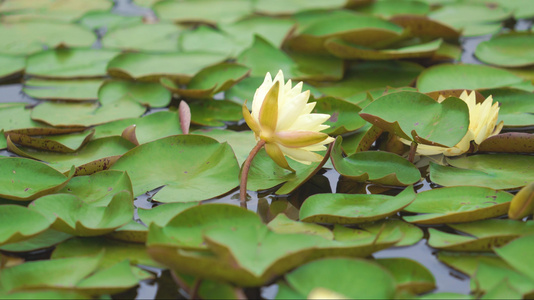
[
  {"x1": 0, "y1": 21, "x2": 97, "y2": 55},
  {"x1": 356, "y1": 0, "x2": 430, "y2": 17},
  {"x1": 311, "y1": 96, "x2": 366, "y2": 135},
  {"x1": 78, "y1": 10, "x2": 143, "y2": 31},
  {"x1": 494, "y1": 234, "x2": 534, "y2": 282},
  {"x1": 438, "y1": 251, "x2": 507, "y2": 277},
  {"x1": 173, "y1": 273, "x2": 243, "y2": 300},
  {"x1": 6, "y1": 129, "x2": 94, "y2": 153},
  {"x1": 106, "y1": 220, "x2": 147, "y2": 244},
  {"x1": 161, "y1": 63, "x2": 250, "y2": 99},
  {"x1": 486, "y1": 0, "x2": 534, "y2": 19},
  {"x1": 107, "y1": 51, "x2": 228, "y2": 83},
  {"x1": 376, "y1": 258, "x2": 436, "y2": 294},
  {"x1": 188, "y1": 100, "x2": 242, "y2": 127},
  {"x1": 99, "y1": 79, "x2": 172, "y2": 108},
  {"x1": 246, "y1": 148, "x2": 329, "y2": 195},
  {"x1": 23, "y1": 78, "x2": 103, "y2": 101},
  {"x1": 0, "y1": 103, "x2": 46, "y2": 133},
  {"x1": 93, "y1": 111, "x2": 183, "y2": 144},
  {"x1": 360, "y1": 91, "x2": 469, "y2": 146},
  {"x1": 110, "y1": 135, "x2": 240, "y2": 203},
  {"x1": 331, "y1": 137, "x2": 421, "y2": 186},
  {"x1": 475, "y1": 32, "x2": 534, "y2": 68},
  {"x1": 236, "y1": 35, "x2": 343, "y2": 81},
  {"x1": 102, "y1": 22, "x2": 183, "y2": 52},
  {"x1": 267, "y1": 213, "x2": 334, "y2": 240},
  {"x1": 325, "y1": 38, "x2": 442, "y2": 60},
  {"x1": 417, "y1": 64, "x2": 525, "y2": 93},
  {"x1": 0, "y1": 205, "x2": 52, "y2": 246},
  {"x1": 191, "y1": 128, "x2": 256, "y2": 165},
  {"x1": 339, "y1": 124, "x2": 383, "y2": 156},
  {"x1": 0, "y1": 290, "x2": 90, "y2": 299},
  {"x1": 52, "y1": 237, "x2": 160, "y2": 268},
  {"x1": 29, "y1": 191, "x2": 133, "y2": 237},
  {"x1": 472, "y1": 258, "x2": 534, "y2": 297},
  {"x1": 286, "y1": 10, "x2": 404, "y2": 53},
  {"x1": 430, "y1": 154, "x2": 534, "y2": 190},
  {"x1": 0, "y1": 0, "x2": 112, "y2": 22},
  {"x1": 358, "y1": 219, "x2": 423, "y2": 247},
  {"x1": 254, "y1": 0, "x2": 346, "y2": 15},
  {"x1": 277, "y1": 258, "x2": 396, "y2": 299},
  {"x1": 428, "y1": 219, "x2": 534, "y2": 251},
  {"x1": 58, "y1": 170, "x2": 132, "y2": 206},
  {"x1": 0, "y1": 157, "x2": 75, "y2": 201},
  {"x1": 153, "y1": 0, "x2": 253, "y2": 24},
  {"x1": 314, "y1": 61, "x2": 423, "y2": 99},
  {"x1": 300, "y1": 186, "x2": 415, "y2": 224},
  {"x1": 480, "y1": 88, "x2": 534, "y2": 128},
  {"x1": 0, "y1": 229, "x2": 71, "y2": 252},
  {"x1": 0, "y1": 54, "x2": 25, "y2": 80},
  {"x1": 403, "y1": 186, "x2": 513, "y2": 224},
  {"x1": 428, "y1": 3, "x2": 511, "y2": 37},
  {"x1": 7, "y1": 136, "x2": 134, "y2": 175},
  {"x1": 138, "y1": 202, "x2": 199, "y2": 227},
  {"x1": 25, "y1": 48, "x2": 120, "y2": 78}
]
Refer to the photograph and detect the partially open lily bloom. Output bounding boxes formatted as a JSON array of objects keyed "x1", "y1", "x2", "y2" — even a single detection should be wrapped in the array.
[
  {"x1": 242, "y1": 70, "x2": 335, "y2": 170},
  {"x1": 401, "y1": 90, "x2": 504, "y2": 156}
]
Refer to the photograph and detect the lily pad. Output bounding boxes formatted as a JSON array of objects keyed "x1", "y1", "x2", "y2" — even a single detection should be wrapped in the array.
[
  {"x1": 7, "y1": 136, "x2": 134, "y2": 175},
  {"x1": 6, "y1": 129, "x2": 94, "y2": 153},
  {"x1": 25, "y1": 48, "x2": 120, "y2": 78},
  {"x1": 430, "y1": 154, "x2": 534, "y2": 190},
  {"x1": 331, "y1": 137, "x2": 421, "y2": 186},
  {"x1": 417, "y1": 64, "x2": 525, "y2": 93},
  {"x1": 428, "y1": 219, "x2": 534, "y2": 251},
  {"x1": 359, "y1": 91, "x2": 469, "y2": 146},
  {"x1": 389, "y1": 15, "x2": 460, "y2": 41},
  {"x1": 357, "y1": 0, "x2": 430, "y2": 17},
  {"x1": 107, "y1": 52, "x2": 228, "y2": 83},
  {"x1": 277, "y1": 258, "x2": 396, "y2": 299},
  {"x1": 475, "y1": 32, "x2": 534, "y2": 68},
  {"x1": 29, "y1": 191, "x2": 133, "y2": 237},
  {"x1": 267, "y1": 213, "x2": 334, "y2": 240},
  {"x1": 325, "y1": 38, "x2": 442, "y2": 60},
  {"x1": 102, "y1": 23, "x2": 184, "y2": 52},
  {"x1": 311, "y1": 96, "x2": 366, "y2": 135},
  {"x1": 0, "y1": 205, "x2": 52, "y2": 246},
  {"x1": 0, "y1": 229, "x2": 71, "y2": 252},
  {"x1": 78, "y1": 10, "x2": 143, "y2": 31},
  {"x1": 403, "y1": 186, "x2": 513, "y2": 224},
  {"x1": 0, "y1": 21, "x2": 97, "y2": 55},
  {"x1": 479, "y1": 88, "x2": 534, "y2": 128},
  {"x1": 0, "y1": 54, "x2": 25, "y2": 80},
  {"x1": 153, "y1": 0, "x2": 253, "y2": 24},
  {"x1": 254, "y1": 0, "x2": 346, "y2": 15},
  {"x1": 0, "y1": 0, "x2": 112, "y2": 22},
  {"x1": 339, "y1": 124, "x2": 383, "y2": 156},
  {"x1": 477, "y1": 133, "x2": 534, "y2": 153},
  {"x1": 236, "y1": 35, "x2": 343, "y2": 81},
  {"x1": 299, "y1": 186, "x2": 415, "y2": 224},
  {"x1": 93, "y1": 111, "x2": 183, "y2": 144},
  {"x1": 0, "y1": 103, "x2": 46, "y2": 133},
  {"x1": 58, "y1": 170, "x2": 132, "y2": 206},
  {"x1": 375, "y1": 258, "x2": 436, "y2": 294},
  {"x1": 494, "y1": 234, "x2": 534, "y2": 282},
  {"x1": 23, "y1": 78, "x2": 103, "y2": 101},
  {"x1": 110, "y1": 135, "x2": 240, "y2": 202},
  {"x1": 138, "y1": 202, "x2": 199, "y2": 227},
  {"x1": 191, "y1": 128, "x2": 256, "y2": 165},
  {"x1": 472, "y1": 258, "x2": 534, "y2": 297},
  {"x1": 189, "y1": 100, "x2": 242, "y2": 127},
  {"x1": 358, "y1": 219, "x2": 423, "y2": 247},
  {"x1": 0, "y1": 157, "x2": 74, "y2": 201}
]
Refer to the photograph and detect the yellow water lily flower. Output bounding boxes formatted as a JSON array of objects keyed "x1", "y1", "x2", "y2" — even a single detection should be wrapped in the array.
[
  {"x1": 402, "y1": 90, "x2": 503, "y2": 156},
  {"x1": 242, "y1": 70, "x2": 335, "y2": 170}
]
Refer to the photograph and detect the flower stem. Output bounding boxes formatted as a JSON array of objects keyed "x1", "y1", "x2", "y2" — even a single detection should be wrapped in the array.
[
  {"x1": 240, "y1": 140, "x2": 266, "y2": 208},
  {"x1": 408, "y1": 141, "x2": 418, "y2": 163}
]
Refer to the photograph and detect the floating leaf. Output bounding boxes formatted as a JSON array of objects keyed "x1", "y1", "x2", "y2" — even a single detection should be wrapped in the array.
[
  {"x1": 254, "y1": 0, "x2": 346, "y2": 15},
  {"x1": 325, "y1": 38, "x2": 442, "y2": 60},
  {"x1": 0, "y1": 21, "x2": 97, "y2": 55},
  {"x1": 188, "y1": 100, "x2": 242, "y2": 127},
  {"x1": 277, "y1": 258, "x2": 396, "y2": 299},
  {"x1": 153, "y1": 0, "x2": 253, "y2": 24},
  {"x1": 25, "y1": 48, "x2": 120, "y2": 78},
  {"x1": 475, "y1": 32, "x2": 534, "y2": 68},
  {"x1": 430, "y1": 154, "x2": 534, "y2": 190},
  {"x1": 107, "y1": 52, "x2": 228, "y2": 83},
  {"x1": 29, "y1": 191, "x2": 133, "y2": 237},
  {"x1": 0, "y1": 229, "x2": 71, "y2": 252},
  {"x1": 390, "y1": 15, "x2": 460, "y2": 41},
  {"x1": 311, "y1": 96, "x2": 366, "y2": 135},
  {"x1": 110, "y1": 135, "x2": 240, "y2": 202},
  {"x1": 0, "y1": 54, "x2": 25, "y2": 80},
  {"x1": 340, "y1": 124, "x2": 383, "y2": 156},
  {"x1": 23, "y1": 78, "x2": 103, "y2": 101},
  {"x1": 428, "y1": 219, "x2": 534, "y2": 251},
  {"x1": 478, "y1": 133, "x2": 534, "y2": 153},
  {"x1": 479, "y1": 88, "x2": 534, "y2": 128},
  {"x1": 0, "y1": 205, "x2": 52, "y2": 246},
  {"x1": 267, "y1": 213, "x2": 334, "y2": 240},
  {"x1": 6, "y1": 130, "x2": 94, "y2": 153},
  {"x1": 494, "y1": 234, "x2": 534, "y2": 282},
  {"x1": 403, "y1": 186, "x2": 513, "y2": 224},
  {"x1": 300, "y1": 186, "x2": 415, "y2": 224},
  {"x1": 191, "y1": 128, "x2": 256, "y2": 165},
  {"x1": 358, "y1": 219, "x2": 423, "y2": 247},
  {"x1": 102, "y1": 23, "x2": 183, "y2": 52},
  {"x1": 0, "y1": 157, "x2": 74, "y2": 201},
  {"x1": 472, "y1": 258, "x2": 534, "y2": 297},
  {"x1": 331, "y1": 137, "x2": 421, "y2": 186},
  {"x1": 417, "y1": 64, "x2": 525, "y2": 93},
  {"x1": 376, "y1": 258, "x2": 436, "y2": 294},
  {"x1": 0, "y1": 0, "x2": 112, "y2": 22},
  {"x1": 138, "y1": 202, "x2": 199, "y2": 226},
  {"x1": 0, "y1": 103, "x2": 46, "y2": 133},
  {"x1": 78, "y1": 10, "x2": 143, "y2": 31},
  {"x1": 356, "y1": 0, "x2": 430, "y2": 17}
]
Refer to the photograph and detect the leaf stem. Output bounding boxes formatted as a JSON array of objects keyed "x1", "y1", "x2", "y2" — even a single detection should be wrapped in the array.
[{"x1": 240, "y1": 140, "x2": 266, "y2": 208}]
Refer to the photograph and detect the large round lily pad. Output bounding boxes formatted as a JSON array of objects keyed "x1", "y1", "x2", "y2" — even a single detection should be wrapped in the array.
[
  {"x1": 110, "y1": 135, "x2": 240, "y2": 203},
  {"x1": 475, "y1": 32, "x2": 534, "y2": 67}
]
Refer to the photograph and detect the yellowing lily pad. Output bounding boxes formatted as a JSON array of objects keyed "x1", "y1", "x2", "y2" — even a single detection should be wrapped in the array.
[
  {"x1": 25, "y1": 48, "x2": 120, "y2": 78},
  {"x1": 430, "y1": 154, "x2": 534, "y2": 190},
  {"x1": 403, "y1": 186, "x2": 513, "y2": 224},
  {"x1": 110, "y1": 135, "x2": 240, "y2": 202},
  {"x1": 331, "y1": 137, "x2": 421, "y2": 186},
  {"x1": 0, "y1": 157, "x2": 74, "y2": 201},
  {"x1": 428, "y1": 219, "x2": 534, "y2": 251},
  {"x1": 299, "y1": 186, "x2": 415, "y2": 224},
  {"x1": 29, "y1": 191, "x2": 133, "y2": 237},
  {"x1": 6, "y1": 129, "x2": 94, "y2": 153},
  {"x1": 325, "y1": 38, "x2": 442, "y2": 60}
]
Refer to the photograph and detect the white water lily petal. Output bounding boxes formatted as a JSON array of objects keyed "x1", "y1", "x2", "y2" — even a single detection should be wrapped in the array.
[{"x1": 278, "y1": 144, "x2": 324, "y2": 164}]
